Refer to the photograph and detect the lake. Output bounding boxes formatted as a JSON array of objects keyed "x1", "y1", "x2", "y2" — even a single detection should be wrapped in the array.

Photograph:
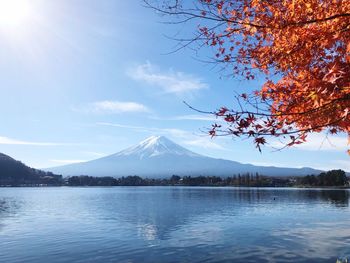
[{"x1": 0, "y1": 187, "x2": 349, "y2": 262}]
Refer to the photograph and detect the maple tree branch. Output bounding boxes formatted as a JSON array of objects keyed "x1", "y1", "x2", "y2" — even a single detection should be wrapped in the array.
[
  {"x1": 144, "y1": 1, "x2": 350, "y2": 30},
  {"x1": 288, "y1": 13, "x2": 350, "y2": 27},
  {"x1": 213, "y1": 115, "x2": 347, "y2": 137},
  {"x1": 184, "y1": 95, "x2": 350, "y2": 119},
  {"x1": 146, "y1": 0, "x2": 350, "y2": 153}
]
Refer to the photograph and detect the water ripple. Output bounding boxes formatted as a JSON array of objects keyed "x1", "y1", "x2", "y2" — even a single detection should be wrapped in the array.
[{"x1": 0, "y1": 187, "x2": 349, "y2": 262}]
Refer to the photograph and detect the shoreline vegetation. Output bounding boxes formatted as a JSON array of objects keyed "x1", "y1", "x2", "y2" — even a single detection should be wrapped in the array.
[
  {"x1": 1, "y1": 152, "x2": 349, "y2": 188},
  {"x1": 1, "y1": 170, "x2": 349, "y2": 188}
]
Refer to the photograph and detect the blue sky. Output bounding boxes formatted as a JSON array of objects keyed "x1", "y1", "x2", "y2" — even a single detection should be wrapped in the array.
[{"x1": 0, "y1": 0, "x2": 348, "y2": 171}]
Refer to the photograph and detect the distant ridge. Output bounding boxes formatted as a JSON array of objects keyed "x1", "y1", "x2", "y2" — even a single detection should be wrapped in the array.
[
  {"x1": 48, "y1": 136, "x2": 322, "y2": 178},
  {"x1": 0, "y1": 153, "x2": 62, "y2": 186}
]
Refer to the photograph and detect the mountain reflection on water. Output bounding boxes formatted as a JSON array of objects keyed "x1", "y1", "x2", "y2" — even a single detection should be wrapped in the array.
[{"x1": 0, "y1": 187, "x2": 349, "y2": 263}]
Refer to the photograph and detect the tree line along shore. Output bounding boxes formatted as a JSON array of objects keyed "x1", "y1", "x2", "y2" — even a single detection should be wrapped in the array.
[{"x1": 1, "y1": 169, "x2": 348, "y2": 188}]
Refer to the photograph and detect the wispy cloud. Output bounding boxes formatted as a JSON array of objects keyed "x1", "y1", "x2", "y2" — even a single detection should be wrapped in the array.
[
  {"x1": 97, "y1": 122, "x2": 149, "y2": 130},
  {"x1": 97, "y1": 122, "x2": 188, "y2": 138},
  {"x1": 0, "y1": 136, "x2": 67, "y2": 146},
  {"x1": 269, "y1": 133, "x2": 348, "y2": 152},
  {"x1": 150, "y1": 114, "x2": 217, "y2": 122},
  {"x1": 74, "y1": 100, "x2": 150, "y2": 114},
  {"x1": 50, "y1": 159, "x2": 87, "y2": 164},
  {"x1": 92, "y1": 100, "x2": 150, "y2": 114},
  {"x1": 182, "y1": 138, "x2": 225, "y2": 150},
  {"x1": 82, "y1": 151, "x2": 106, "y2": 158},
  {"x1": 128, "y1": 62, "x2": 208, "y2": 95},
  {"x1": 172, "y1": 114, "x2": 217, "y2": 121}
]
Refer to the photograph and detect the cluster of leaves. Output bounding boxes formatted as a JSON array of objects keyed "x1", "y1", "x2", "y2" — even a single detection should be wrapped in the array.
[{"x1": 147, "y1": 0, "x2": 350, "y2": 153}]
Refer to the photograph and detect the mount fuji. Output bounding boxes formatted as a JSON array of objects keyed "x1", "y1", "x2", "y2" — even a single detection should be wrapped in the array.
[{"x1": 48, "y1": 136, "x2": 321, "y2": 177}]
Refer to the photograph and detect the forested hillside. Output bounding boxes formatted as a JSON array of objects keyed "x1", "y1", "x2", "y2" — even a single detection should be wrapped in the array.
[{"x1": 0, "y1": 153, "x2": 62, "y2": 186}]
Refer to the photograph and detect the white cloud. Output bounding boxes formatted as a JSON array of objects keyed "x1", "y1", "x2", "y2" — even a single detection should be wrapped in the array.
[
  {"x1": 92, "y1": 100, "x2": 150, "y2": 114},
  {"x1": 97, "y1": 122, "x2": 151, "y2": 131},
  {"x1": 128, "y1": 62, "x2": 208, "y2": 95},
  {"x1": 0, "y1": 136, "x2": 66, "y2": 146},
  {"x1": 50, "y1": 159, "x2": 86, "y2": 164},
  {"x1": 182, "y1": 138, "x2": 225, "y2": 150}
]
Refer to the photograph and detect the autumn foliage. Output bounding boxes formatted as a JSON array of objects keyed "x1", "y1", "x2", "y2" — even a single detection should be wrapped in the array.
[{"x1": 147, "y1": 0, "x2": 350, "y2": 153}]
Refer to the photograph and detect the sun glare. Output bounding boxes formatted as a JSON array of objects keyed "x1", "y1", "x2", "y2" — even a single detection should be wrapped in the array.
[{"x1": 0, "y1": 0, "x2": 32, "y2": 29}]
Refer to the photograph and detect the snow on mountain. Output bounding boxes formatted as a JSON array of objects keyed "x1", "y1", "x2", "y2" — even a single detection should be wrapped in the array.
[
  {"x1": 114, "y1": 136, "x2": 201, "y2": 159},
  {"x1": 48, "y1": 136, "x2": 322, "y2": 177}
]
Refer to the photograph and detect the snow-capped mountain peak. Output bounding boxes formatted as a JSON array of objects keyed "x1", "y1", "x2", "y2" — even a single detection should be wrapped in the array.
[
  {"x1": 114, "y1": 136, "x2": 200, "y2": 159},
  {"x1": 48, "y1": 135, "x2": 322, "y2": 178}
]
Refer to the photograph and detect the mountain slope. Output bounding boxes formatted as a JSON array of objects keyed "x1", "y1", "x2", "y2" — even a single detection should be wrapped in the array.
[
  {"x1": 0, "y1": 153, "x2": 62, "y2": 186},
  {"x1": 48, "y1": 136, "x2": 322, "y2": 178}
]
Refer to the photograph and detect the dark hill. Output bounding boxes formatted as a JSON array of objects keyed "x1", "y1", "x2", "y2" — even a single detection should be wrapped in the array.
[{"x1": 0, "y1": 153, "x2": 62, "y2": 186}]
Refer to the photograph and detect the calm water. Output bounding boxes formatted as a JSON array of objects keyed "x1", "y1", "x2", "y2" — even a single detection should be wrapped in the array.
[{"x1": 0, "y1": 187, "x2": 350, "y2": 263}]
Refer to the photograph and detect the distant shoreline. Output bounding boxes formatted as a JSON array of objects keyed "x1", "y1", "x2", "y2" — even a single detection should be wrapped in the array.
[
  {"x1": 2, "y1": 170, "x2": 349, "y2": 188},
  {"x1": 1, "y1": 185, "x2": 349, "y2": 189}
]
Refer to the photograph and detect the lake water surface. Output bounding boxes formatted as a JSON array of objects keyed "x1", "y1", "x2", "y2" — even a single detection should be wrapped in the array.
[{"x1": 0, "y1": 187, "x2": 349, "y2": 262}]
